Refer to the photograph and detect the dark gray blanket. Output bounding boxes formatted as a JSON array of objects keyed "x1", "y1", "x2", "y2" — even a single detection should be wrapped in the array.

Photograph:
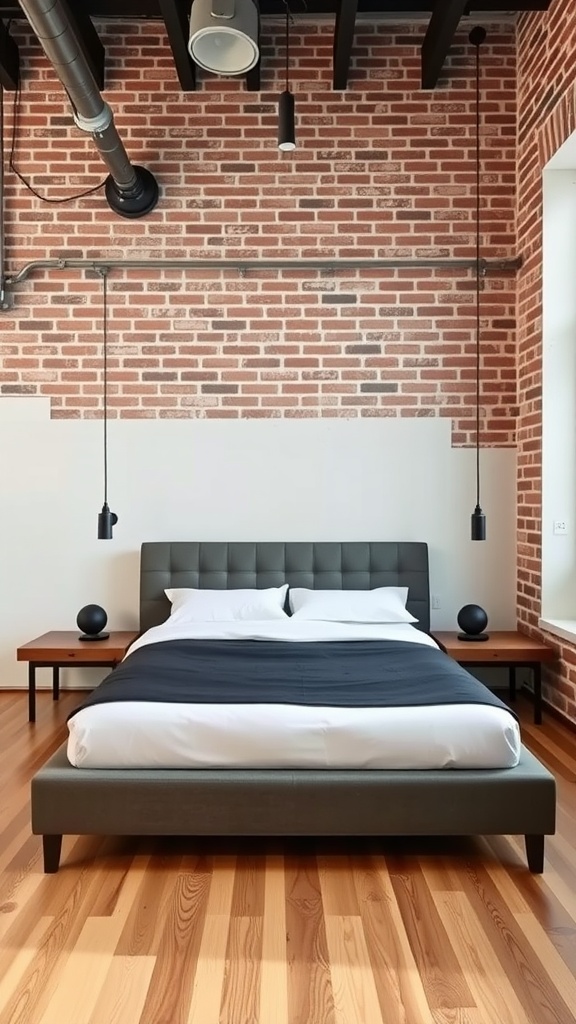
[{"x1": 68, "y1": 639, "x2": 514, "y2": 719}]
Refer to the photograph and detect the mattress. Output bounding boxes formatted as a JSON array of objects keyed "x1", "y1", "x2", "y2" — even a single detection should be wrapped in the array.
[{"x1": 67, "y1": 621, "x2": 521, "y2": 770}]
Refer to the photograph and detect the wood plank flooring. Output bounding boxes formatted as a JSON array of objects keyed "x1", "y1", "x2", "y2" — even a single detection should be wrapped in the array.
[{"x1": 1, "y1": 691, "x2": 576, "y2": 1024}]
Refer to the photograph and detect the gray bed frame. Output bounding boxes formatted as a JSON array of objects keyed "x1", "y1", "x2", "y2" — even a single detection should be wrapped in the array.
[{"x1": 31, "y1": 541, "x2": 556, "y2": 873}]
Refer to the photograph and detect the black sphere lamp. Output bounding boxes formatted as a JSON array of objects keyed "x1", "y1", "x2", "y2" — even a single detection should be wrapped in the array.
[
  {"x1": 77, "y1": 604, "x2": 109, "y2": 641},
  {"x1": 457, "y1": 603, "x2": 489, "y2": 642}
]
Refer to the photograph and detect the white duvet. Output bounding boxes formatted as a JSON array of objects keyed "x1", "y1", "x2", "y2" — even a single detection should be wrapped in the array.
[{"x1": 67, "y1": 620, "x2": 521, "y2": 770}]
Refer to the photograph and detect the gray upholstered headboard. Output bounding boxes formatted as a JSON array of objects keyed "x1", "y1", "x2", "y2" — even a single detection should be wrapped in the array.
[{"x1": 139, "y1": 541, "x2": 430, "y2": 634}]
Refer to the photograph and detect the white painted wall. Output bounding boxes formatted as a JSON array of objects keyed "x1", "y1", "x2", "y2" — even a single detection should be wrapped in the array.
[
  {"x1": 541, "y1": 162, "x2": 576, "y2": 619},
  {"x1": 0, "y1": 401, "x2": 517, "y2": 690}
]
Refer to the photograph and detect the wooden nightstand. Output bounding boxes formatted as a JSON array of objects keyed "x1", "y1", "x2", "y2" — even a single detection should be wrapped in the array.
[
  {"x1": 17, "y1": 630, "x2": 139, "y2": 723},
  {"x1": 433, "y1": 630, "x2": 555, "y2": 725}
]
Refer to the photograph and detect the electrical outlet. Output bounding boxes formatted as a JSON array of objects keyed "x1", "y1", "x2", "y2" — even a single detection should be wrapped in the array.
[
  {"x1": 431, "y1": 594, "x2": 441, "y2": 610},
  {"x1": 553, "y1": 520, "x2": 568, "y2": 535}
]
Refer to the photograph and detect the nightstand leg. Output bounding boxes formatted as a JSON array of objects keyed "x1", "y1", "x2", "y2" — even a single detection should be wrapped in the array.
[
  {"x1": 533, "y1": 664, "x2": 542, "y2": 725},
  {"x1": 509, "y1": 666, "x2": 517, "y2": 701},
  {"x1": 53, "y1": 667, "x2": 60, "y2": 701},
  {"x1": 28, "y1": 665, "x2": 36, "y2": 723}
]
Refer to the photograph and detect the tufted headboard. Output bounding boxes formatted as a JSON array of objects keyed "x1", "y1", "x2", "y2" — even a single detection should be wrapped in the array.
[{"x1": 139, "y1": 541, "x2": 430, "y2": 634}]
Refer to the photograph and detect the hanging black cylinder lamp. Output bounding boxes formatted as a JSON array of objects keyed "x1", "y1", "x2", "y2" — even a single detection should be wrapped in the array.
[{"x1": 278, "y1": 6, "x2": 295, "y2": 151}]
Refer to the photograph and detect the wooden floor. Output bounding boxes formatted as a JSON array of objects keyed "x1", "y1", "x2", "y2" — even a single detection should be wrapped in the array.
[{"x1": 1, "y1": 693, "x2": 576, "y2": 1024}]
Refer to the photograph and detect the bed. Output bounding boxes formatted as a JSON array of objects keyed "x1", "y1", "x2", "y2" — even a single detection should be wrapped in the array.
[{"x1": 31, "y1": 541, "x2": 556, "y2": 872}]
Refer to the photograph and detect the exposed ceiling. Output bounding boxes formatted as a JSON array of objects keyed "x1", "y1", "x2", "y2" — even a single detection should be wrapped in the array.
[{"x1": 0, "y1": 0, "x2": 551, "y2": 96}]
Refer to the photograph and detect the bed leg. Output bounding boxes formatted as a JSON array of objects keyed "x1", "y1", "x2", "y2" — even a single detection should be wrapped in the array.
[
  {"x1": 525, "y1": 834, "x2": 545, "y2": 873},
  {"x1": 42, "y1": 834, "x2": 62, "y2": 873}
]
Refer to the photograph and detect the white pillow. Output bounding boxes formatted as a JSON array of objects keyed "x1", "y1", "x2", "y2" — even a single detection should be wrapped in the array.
[
  {"x1": 288, "y1": 587, "x2": 417, "y2": 624},
  {"x1": 164, "y1": 585, "x2": 289, "y2": 622}
]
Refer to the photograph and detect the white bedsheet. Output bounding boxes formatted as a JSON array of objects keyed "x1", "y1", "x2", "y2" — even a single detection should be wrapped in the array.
[{"x1": 67, "y1": 621, "x2": 521, "y2": 770}]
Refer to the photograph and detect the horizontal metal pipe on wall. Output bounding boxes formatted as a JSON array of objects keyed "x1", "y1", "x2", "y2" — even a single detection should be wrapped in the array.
[{"x1": 5, "y1": 255, "x2": 522, "y2": 287}]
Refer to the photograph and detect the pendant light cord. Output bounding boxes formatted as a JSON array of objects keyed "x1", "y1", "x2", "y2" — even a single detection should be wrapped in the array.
[
  {"x1": 284, "y1": 3, "x2": 290, "y2": 92},
  {"x1": 95, "y1": 265, "x2": 117, "y2": 537},
  {"x1": 475, "y1": 39, "x2": 481, "y2": 508},
  {"x1": 100, "y1": 267, "x2": 109, "y2": 507},
  {"x1": 467, "y1": 26, "x2": 486, "y2": 541},
  {"x1": 470, "y1": 28, "x2": 485, "y2": 509}
]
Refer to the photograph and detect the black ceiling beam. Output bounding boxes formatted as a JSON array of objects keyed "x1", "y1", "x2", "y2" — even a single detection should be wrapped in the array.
[
  {"x1": 0, "y1": 19, "x2": 19, "y2": 89},
  {"x1": 0, "y1": 1, "x2": 554, "y2": 15},
  {"x1": 421, "y1": 0, "x2": 468, "y2": 89},
  {"x1": 157, "y1": 0, "x2": 196, "y2": 91},
  {"x1": 333, "y1": 0, "x2": 358, "y2": 90},
  {"x1": 374, "y1": 0, "x2": 549, "y2": 7},
  {"x1": 245, "y1": 5, "x2": 261, "y2": 90},
  {"x1": 58, "y1": 0, "x2": 105, "y2": 89},
  {"x1": 246, "y1": 59, "x2": 260, "y2": 91}
]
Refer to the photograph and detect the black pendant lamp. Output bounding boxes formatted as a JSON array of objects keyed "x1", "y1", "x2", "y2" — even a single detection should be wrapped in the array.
[
  {"x1": 469, "y1": 26, "x2": 486, "y2": 542},
  {"x1": 278, "y1": 5, "x2": 295, "y2": 151},
  {"x1": 97, "y1": 268, "x2": 118, "y2": 539}
]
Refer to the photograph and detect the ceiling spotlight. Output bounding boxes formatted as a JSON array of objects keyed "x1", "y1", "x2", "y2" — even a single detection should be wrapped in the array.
[{"x1": 188, "y1": 0, "x2": 260, "y2": 76}]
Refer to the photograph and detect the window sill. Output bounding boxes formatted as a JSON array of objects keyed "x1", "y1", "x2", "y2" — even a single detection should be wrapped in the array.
[{"x1": 538, "y1": 618, "x2": 576, "y2": 645}]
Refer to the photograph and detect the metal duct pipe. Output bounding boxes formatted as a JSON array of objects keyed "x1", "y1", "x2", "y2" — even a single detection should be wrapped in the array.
[{"x1": 19, "y1": 0, "x2": 158, "y2": 217}]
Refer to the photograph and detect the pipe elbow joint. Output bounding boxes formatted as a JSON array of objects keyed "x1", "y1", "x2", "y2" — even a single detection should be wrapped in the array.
[{"x1": 73, "y1": 103, "x2": 114, "y2": 135}]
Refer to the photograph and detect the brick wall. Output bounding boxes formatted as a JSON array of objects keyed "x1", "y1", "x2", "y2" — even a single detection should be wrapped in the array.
[
  {"x1": 517, "y1": 0, "x2": 576, "y2": 718},
  {"x1": 0, "y1": 18, "x2": 517, "y2": 439}
]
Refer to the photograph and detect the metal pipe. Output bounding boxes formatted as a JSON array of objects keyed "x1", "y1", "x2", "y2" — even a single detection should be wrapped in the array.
[
  {"x1": 4, "y1": 255, "x2": 523, "y2": 287},
  {"x1": 18, "y1": 0, "x2": 158, "y2": 217}
]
